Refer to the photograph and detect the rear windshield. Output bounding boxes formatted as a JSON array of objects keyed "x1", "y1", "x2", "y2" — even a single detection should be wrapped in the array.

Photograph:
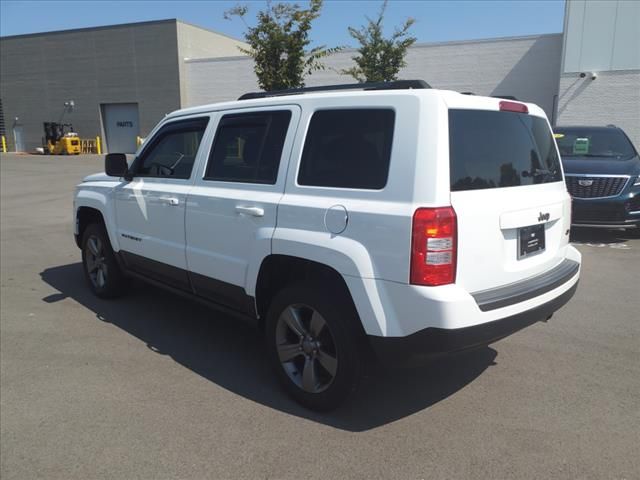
[
  {"x1": 449, "y1": 109, "x2": 563, "y2": 192},
  {"x1": 553, "y1": 127, "x2": 636, "y2": 160}
]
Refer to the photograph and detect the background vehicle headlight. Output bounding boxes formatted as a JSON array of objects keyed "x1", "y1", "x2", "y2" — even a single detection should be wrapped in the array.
[{"x1": 634, "y1": 176, "x2": 640, "y2": 186}]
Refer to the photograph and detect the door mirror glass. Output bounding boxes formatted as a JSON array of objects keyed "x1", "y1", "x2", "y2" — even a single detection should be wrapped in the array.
[{"x1": 105, "y1": 153, "x2": 128, "y2": 177}]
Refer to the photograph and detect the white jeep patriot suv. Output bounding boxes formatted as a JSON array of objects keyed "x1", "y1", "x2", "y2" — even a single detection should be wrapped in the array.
[{"x1": 73, "y1": 80, "x2": 581, "y2": 410}]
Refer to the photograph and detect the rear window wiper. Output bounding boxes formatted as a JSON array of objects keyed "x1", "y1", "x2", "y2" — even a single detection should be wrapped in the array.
[{"x1": 522, "y1": 168, "x2": 554, "y2": 178}]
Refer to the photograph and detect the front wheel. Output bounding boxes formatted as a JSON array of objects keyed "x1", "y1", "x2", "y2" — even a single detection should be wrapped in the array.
[
  {"x1": 81, "y1": 223, "x2": 127, "y2": 298},
  {"x1": 265, "y1": 284, "x2": 365, "y2": 411}
]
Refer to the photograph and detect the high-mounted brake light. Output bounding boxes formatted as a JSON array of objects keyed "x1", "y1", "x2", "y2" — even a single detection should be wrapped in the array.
[
  {"x1": 410, "y1": 207, "x2": 457, "y2": 286},
  {"x1": 499, "y1": 100, "x2": 528, "y2": 114}
]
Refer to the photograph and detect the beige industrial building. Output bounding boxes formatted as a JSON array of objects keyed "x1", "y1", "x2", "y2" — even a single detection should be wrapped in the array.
[{"x1": 0, "y1": 19, "x2": 246, "y2": 153}]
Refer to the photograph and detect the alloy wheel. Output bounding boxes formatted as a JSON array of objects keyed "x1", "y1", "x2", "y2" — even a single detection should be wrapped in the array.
[
  {"x1": 275, "y1": 304, "x2": 338, "y2": 394},
  {"x1": 85, "y1": 235, "x2": 108, "y2": 289}
]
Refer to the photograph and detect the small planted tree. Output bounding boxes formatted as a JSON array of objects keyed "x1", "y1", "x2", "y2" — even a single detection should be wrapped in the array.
[
  {"x1": 343, "y1": 0, "x2": 417, "y2": 83},
  {"x1": 225, "y1": 0, "x2": 340, "y2": 91}
]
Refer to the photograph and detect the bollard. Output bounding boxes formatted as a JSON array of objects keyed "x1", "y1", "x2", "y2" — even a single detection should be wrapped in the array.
[
  {"x1": 1, "y1": 135, "x2": 6, "y2": 153},
  {"x1": 96, "y1": 136, "x2": 102, "y2": 155}
]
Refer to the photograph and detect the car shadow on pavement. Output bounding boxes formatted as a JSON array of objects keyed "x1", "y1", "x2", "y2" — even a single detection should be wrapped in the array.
[{"x1": 40, "y1": 263, "x2": 497, "y2": 432}]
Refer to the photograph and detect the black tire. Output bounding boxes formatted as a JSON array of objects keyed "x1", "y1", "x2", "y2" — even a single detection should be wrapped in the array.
[
  {"x1": 81, "y1": 223, "x2": 127, "y2": 299},
  {"x1": 265, "y1": 283, "x2": 365, "y2": 411}
]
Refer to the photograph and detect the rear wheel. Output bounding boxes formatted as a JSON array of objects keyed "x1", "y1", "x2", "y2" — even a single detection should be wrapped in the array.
[
  {"x1": 81, "y1": 223, "x2": 127, "y2": 298},
  {"x1": 265, "y1": 283, "x2": 365, "y2": 411}
]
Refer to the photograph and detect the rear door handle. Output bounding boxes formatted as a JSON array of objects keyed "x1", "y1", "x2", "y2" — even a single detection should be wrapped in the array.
[
  {"x1": 160, "y1": 196, "x2": 180, "y2": 206},
  {"x1": 235, "y1": 205, "x2": 264, "y2": 217}
]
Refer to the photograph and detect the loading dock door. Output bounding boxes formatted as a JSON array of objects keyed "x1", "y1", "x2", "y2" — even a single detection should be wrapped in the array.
[{"x1": 101, "y1": 103, "x2": 140, "y2": 153}]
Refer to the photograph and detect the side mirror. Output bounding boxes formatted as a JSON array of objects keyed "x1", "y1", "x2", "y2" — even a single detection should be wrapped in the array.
[{"x1": 105, "y1": 153, "x2": 129, "y2": 178}]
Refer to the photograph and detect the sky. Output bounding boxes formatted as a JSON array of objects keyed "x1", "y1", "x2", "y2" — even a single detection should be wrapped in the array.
[{"x1": 0, "y1": 0, "x2": 565, "y2": 45}]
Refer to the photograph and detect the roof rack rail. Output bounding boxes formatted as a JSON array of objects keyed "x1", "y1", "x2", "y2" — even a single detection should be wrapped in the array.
[
  {"x1": 461, "y1": 92, "x2": 475, "y2": 95},
  {"x1": 238, "y1": 79, "x2": 430, "y2": 100}
]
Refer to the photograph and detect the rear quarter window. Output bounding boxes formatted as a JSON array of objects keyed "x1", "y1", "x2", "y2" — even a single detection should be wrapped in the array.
[
  {"x1": 449, "y1": 109, "x2": 562, "y2": 191},
  {"x1": 298, "y1": 109, "x2": 395, "y2": 189}
]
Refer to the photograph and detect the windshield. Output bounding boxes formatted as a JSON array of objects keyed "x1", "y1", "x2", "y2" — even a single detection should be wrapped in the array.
[{"x1": 553, "y1": 128, "x2": 636, "y2": 160}]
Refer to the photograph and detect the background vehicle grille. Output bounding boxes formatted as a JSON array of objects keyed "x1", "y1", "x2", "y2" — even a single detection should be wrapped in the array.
[{"x1": 565, "y1": 176, "x2": 628, "y2": 198}]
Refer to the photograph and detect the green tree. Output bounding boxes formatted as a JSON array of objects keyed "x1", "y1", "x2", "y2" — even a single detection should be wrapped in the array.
[
  {"x1": 343, "y1": 0, "x2": 417, "y2": 83},
  {"x1": 225, "y1": 0, "x2": 340, "y2": 91}
]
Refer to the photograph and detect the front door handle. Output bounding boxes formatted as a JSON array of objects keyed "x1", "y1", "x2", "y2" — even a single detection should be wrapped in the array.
[
  {"x1": 235, "y1": 205, "x2": 264, "y2": 217},
  {"x1": 160, "y1": 196, "x2": 180, "y2": 206}
]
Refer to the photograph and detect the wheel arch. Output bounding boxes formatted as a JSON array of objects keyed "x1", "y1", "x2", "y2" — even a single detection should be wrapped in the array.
[
  {"x1": 76, "y1": 207, "x2": 106, "y2": 247},
  {"x1": 74, "y1": 189, "x2": 118, "y2": 250},
  {"x1": 254, "y1": 254, "x2": 379, "y2": 335}
]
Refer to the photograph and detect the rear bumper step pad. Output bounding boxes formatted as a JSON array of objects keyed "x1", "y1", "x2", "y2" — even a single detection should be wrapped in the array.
[{"x1": 471, "y1": 259, "x2": 580, "y2": 312}]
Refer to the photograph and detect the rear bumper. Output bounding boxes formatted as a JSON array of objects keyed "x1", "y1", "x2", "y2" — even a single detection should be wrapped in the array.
[
  {"x1": 369, "y1": 281, "x2": 578, "y2": 360},
  {"x1": 346, "y1": 246, "x2": 582, "y2": 338}
]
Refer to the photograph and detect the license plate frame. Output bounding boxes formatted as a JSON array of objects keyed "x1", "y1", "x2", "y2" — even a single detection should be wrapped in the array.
[{"x1": 518, "y1": 223, "x2": 546, "y2": 259}]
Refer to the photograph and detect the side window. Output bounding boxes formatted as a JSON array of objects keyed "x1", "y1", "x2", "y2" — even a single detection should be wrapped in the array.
[
  {"x1": 298, "y1": 109, "x2": 395, "y2": 189},
  {"x1": 205, "y1": 110, "x2": 292, "y2": 184},
  {"x1": 134, "y1": 118, "x2": 208, "y2": 179}
]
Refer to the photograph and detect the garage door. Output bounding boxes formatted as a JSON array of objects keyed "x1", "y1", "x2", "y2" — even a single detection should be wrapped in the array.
[{"x1": 101, "y1": 103, "x2": 140, "y2": 154}]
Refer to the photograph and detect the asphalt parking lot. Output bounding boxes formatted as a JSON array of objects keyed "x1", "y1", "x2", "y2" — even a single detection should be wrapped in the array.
[{"x1": 1, "y1": 153, "x2": 639, "y2": 479}]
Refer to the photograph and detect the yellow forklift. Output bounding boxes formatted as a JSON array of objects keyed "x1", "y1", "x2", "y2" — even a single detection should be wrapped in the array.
[{"x1": 43, "y1": 122, "x2": 81, "y2": 155}]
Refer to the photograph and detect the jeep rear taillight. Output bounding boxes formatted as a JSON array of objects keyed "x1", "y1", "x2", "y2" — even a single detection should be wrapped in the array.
[{"x1": 410, "y1": 207, "x2": 457, "y2": 286}]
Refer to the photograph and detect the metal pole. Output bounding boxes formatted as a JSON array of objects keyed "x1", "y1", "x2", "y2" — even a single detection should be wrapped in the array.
[
  {"x1": 96, "y1": 136, "x2": 102, "y2": 155},
  {"x1": 1, "y1": 136, "x2": 6, "y2": 153}
]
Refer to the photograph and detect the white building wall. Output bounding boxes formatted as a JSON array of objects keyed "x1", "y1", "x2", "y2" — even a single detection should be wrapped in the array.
[
  {"x1": 176, "y1": 21, "x2": 248, "y2": 107},
  {"x1": 562, "y1": 0, "x2": 640, "y2": 72},
  {"x1": 185, "y1": 56, "x2": 257, "y2": 106},
  {"x1": 401, "y1": 35, "x2": 563, "y2": 118},
  {"x1": 184, "y1": 34, "x2": 563, "y2": 120},
  {"x1": 557, "y1": 0, "x2": 640, "y2": 147},
  {"x1": 557, "y1": 70, "x2": 640, "y2": 147}
]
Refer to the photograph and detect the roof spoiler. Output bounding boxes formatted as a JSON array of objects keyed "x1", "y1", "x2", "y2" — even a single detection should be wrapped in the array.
[{"x1": 492, "y1": 95, "x2": 518, "y2": 100}]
